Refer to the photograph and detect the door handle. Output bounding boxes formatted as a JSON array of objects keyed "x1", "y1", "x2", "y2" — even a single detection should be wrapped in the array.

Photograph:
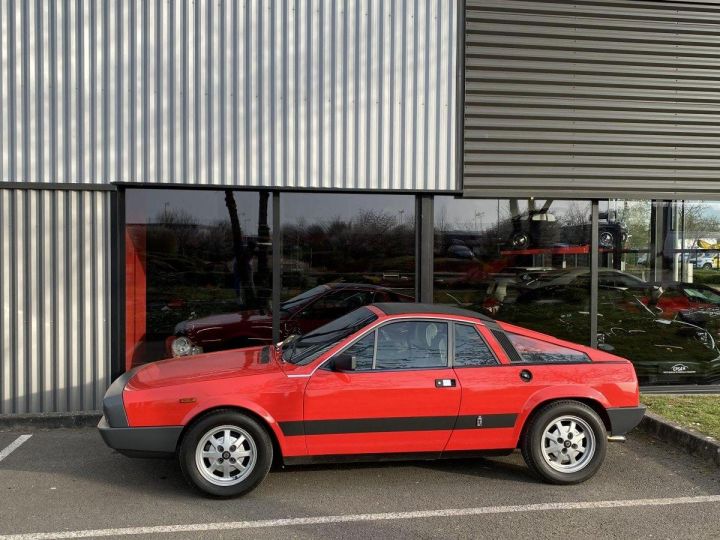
[{"x1": 435, "y1": 378, "x2": 456, "y2": 388}]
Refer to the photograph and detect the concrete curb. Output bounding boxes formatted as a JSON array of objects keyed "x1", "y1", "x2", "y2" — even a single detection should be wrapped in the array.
[
  {"x1": 0, "y1": 411, "x2": 101, "y2": 430},
  {"x1": 638, "y1": 411, "x2": 720, "y2": 467}
]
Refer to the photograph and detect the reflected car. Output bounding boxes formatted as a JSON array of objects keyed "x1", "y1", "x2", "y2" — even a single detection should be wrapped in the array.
[
  {"x1": 99, "y1": 303, "x2": 644, "y2": 497},
  {"x1": 690, "y1": 254, "x2": 720, "y2": 270},
  {"x1": 507, "y1": 210, "x2": 627, "y2": 251},
  {"x1": 167, "y1": 283, "x2": 413, "y2": 357},
  {"x1": 492, "y1": 280, "x2": 720, "y2": 384},
  {"x1": 447, "y1": 242, "x2": 475, "y2": 260}
]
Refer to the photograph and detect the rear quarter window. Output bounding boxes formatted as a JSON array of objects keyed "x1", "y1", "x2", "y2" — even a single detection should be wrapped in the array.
[{"x1": 507, "y1": 333, "x2": 590, "y2": 364}]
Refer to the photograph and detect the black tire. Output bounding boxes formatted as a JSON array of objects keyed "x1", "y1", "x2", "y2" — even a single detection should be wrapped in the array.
[
  {"x1": 520, "y1": 400, "x2": 607, "y2": 485},
  {"x1": 703, "y1": 263, "x2": 713, "y2": 270},
  {"x1": 179, "y1": 409, "x2": 273, "y2": 498}
]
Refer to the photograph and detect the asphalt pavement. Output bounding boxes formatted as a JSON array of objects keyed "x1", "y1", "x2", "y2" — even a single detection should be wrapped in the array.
[{"x1": 0, "y1": 427, "x2": 719, "y2": 539}]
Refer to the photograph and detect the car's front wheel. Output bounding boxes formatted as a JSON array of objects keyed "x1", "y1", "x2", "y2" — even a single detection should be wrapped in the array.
[
  {"x1": 179, "y1": 410, "x2": 273, "y2": 497},
  {"x1": 521, "y1": 400, "x2": 607, "y2": 485}
]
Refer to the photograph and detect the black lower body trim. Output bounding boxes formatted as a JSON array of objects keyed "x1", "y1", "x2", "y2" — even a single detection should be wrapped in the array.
[
  {"x1": 283, "y1": 449, "x2": 515, "y2": 466},
  {"x1": 606, "y1": 406, "x2": 646, "y2": 436},
  {"x1": 98, "y1": 416, "x2": 183, "y2": 458},
  {"x1": 279, "y1": 414, "x2": 517, "y2": 437}
]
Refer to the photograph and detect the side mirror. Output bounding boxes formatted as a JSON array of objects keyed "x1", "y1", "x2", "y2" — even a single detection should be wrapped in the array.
[{"x1": 332, "y1": 353, "x2": 356, "y2": 372}]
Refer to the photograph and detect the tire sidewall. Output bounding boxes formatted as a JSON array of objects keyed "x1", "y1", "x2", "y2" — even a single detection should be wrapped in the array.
[
  {"x1": 179, "y1": 411, "x2": 273, "y2": 498},
  {"x1": 524, "y1": 401, "x2": 607, "y2": 485}
]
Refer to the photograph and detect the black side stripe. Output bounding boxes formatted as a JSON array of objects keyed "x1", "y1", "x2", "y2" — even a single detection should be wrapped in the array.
[{"x1": 279, "y1": 414, "x2": 517, "y2": 437}]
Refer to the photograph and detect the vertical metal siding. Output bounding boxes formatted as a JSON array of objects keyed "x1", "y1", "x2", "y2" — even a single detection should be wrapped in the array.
[
  {"x1": 0, "y1": 188, "x2": 110, "y2": 414},
  {"x1": 464, "y1": 0, "x2": 720, "y2": 199},
  {"x1": 0, "y1": 0, "x2": 458, "y2": 191}
]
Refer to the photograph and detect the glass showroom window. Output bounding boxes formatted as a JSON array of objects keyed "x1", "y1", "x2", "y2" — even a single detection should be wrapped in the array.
[
  {"x1": 125, "y1": 189, "x2": 272, "y2": 369},
  {"x1": 596, "y1": 200, "x2": 720, "y2": 385},
  {"x1": 434, "y1": 197, "x2": 592, "y2": 345},
  {"x1": 279, "y1": 193, "x2": 416, "y2": 340}
]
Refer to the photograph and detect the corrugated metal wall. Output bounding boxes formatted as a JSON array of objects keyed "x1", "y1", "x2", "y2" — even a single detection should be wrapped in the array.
[
  {"x1": 0, "y1": 0, "x2": 458, "y2": 191},
  {"x1": 0, "y1": 188, "x2": 111, "y2": 414},
  {"x1": 464, "y1": 0, "x2": 720, "y2": 199}
]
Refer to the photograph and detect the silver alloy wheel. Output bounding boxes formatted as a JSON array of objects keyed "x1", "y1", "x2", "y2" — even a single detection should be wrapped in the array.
[
  {"x1": 512, "y1": 233, "x2": 529, "y2": 248},
  {"x1": 540, "y1": 415, "x2": 596, "y2": 474},
  {"x1": 599, "y1": 231, "x2": 614, "y2": 248},
  {"x1": 195, "y1": 424, "x2": 257, "y2": 486}
]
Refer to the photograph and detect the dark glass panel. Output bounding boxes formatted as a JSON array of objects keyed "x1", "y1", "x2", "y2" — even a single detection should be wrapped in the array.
[
  {"x1": 279, "y1": 193, "x2": 416, "y2": 340},
  {"x1": 434, "y1": 197, "x2": 592, "y2": 345},
  {"x1": 124, "y1": 189, "x2": 272, "y2": 368}
]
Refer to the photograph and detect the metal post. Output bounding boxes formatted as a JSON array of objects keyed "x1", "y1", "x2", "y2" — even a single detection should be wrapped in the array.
[
  {"x1": 110, "y1": 187, "x2": 126, "y2": 379},
  {"x1": 415, "y1": 195, "x2": 434, "y2": 303},
  {"x1": 590, "y1": 200, "x2": 599, "y2": 348},
  {"x1": 271, "y1": 192, "x2": 281, "y2": 344}
]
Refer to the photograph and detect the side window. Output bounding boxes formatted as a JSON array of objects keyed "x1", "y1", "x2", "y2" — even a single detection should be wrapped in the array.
[
  {"x1": 454, "y1": 324, "x2": 498, "y2": 367},
  {"x1": 339, "y1": 331, "x2": 375, "y2": 371},
  {"x1": 507, "y1": 333, "x2": 590, "y2": 364},
  {"x1": 375, "y1": 321, "x2": 448, "y2": 370}
]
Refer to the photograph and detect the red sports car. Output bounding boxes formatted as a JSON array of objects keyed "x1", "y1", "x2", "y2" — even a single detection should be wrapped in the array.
[{"x1": 99, "y1": 303, "x2": 645, "y2": 497}]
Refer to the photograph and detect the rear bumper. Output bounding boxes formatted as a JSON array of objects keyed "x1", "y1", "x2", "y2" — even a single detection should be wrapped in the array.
[
  {"x1": 606, "y1": 406, "x2": 646, "y2": 436},
  {"x1": 98, "y1": 416, "x2": 183, "y2": 458}
]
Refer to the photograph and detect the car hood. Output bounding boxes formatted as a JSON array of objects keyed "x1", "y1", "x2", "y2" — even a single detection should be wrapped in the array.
[
  {"x1": 127, "y1": 346, "x2": 280, "y2": 389},
  {"x1": 177, "y1": 309, "x2": 277, "y2": 344},
  {"x1": 180, "y1": 309, "x2": 272, "y2": 330}
]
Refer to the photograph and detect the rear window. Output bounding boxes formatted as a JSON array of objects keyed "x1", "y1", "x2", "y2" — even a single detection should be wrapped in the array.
[{"x1": 506, "y1": 333, "x2": 590, "y2": 364}]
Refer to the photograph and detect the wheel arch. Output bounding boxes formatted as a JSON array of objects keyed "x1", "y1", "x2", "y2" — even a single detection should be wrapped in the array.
[
  {"x1": 514, "y1": 391, "x2": 612, "y2": 448},
  {"x1": 177, "y1": 404, "x2": 285, "y2": 463}
]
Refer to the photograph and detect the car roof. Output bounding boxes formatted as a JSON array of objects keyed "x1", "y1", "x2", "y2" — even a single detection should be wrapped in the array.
[
  {"x1": 372, "y1": 302, "x2": 495, "y2": 323},
  {"x1": 325, "y1": 282, "x2": 392, "y2": 291}
]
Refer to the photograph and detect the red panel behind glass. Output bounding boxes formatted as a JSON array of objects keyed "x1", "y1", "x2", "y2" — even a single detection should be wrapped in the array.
[{"x1": 125, "y1": 226, "x2": 147, "y2": 371}]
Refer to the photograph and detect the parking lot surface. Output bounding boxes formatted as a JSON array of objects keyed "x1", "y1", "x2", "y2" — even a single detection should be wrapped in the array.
[{"x1": 0, "y1": 428, "x2": 719, "y2": 539}]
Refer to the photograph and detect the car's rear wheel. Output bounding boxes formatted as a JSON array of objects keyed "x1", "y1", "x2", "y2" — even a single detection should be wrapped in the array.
[
  {"x1": 703, "y1": 263, "x2": 713, "y2": 270},
  {"x1": 521, "y1": 400, "x2": 607, "y2": 485},
  {"x1": 179, "y1": 410, "x2": 273, "y2": 497}
]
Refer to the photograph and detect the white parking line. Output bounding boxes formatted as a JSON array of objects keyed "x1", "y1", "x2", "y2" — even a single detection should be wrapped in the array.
[
  {"x1": 0, "y1": 495, "x2": 719, "y2": 540},
  {"x1": 0, "y1": 435, "x2": 32, "y2": 463}
]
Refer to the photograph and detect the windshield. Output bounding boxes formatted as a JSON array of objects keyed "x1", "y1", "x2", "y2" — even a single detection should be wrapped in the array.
[
  {"x1": 282, "y1": 307, "x2": 377, "y2": 365},
  {"x1": 683, "y1": 286, "x2": 720, "y2": 304},
  {"x1": 279, "y1": 285, "x2": 330, "y2": 313}
]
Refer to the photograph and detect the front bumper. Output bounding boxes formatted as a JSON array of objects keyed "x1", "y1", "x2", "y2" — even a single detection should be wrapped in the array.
[
  {"x1": 98, "y1": 367, "x2": 183, "y2": 458},
  {"x1": 98, "y1": 417, "x2": 183, "y2": 457},
  {"x1": 606, "y1": 406, "x2": 646, "y2": 436}
]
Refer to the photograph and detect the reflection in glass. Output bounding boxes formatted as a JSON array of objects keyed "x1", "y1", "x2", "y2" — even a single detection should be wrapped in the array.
[
  {"x1": 280, "y1": 193, "x2": 416, "y2": 340},
  {"x1": 597, "y1": 200, "x2": 720, "y2": 384},
  {"x1": 434, "y1": 197, "x2": 592, "y2": 345},
  {"x1": 125, "y1": 189, "x2": 272, "y2": 368}
]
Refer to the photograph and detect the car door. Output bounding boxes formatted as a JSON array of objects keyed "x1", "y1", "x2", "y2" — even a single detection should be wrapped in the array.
[
  {"x1": 446, "y1": 323, "x2": 592, "y2": 452},
  {"x1": 303, "y1": 319, "x2": 461, "y2": 456}
]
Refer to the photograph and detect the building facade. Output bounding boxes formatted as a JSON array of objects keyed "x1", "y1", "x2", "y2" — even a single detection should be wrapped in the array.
[{"x1": 2, "y1": 0, "x2": 720, "y2": 414}]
